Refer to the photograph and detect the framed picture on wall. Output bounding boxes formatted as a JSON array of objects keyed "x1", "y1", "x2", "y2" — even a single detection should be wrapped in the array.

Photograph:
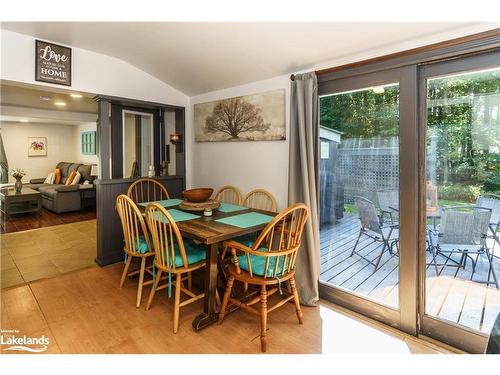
[{"x1": 28, "y1": 137, "x2": 47, "y2": 157}]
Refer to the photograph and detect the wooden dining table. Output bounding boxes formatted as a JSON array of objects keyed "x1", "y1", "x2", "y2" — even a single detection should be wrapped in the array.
[{"x1": 140, "y1": 200, "x2": 276, "y2": 331}]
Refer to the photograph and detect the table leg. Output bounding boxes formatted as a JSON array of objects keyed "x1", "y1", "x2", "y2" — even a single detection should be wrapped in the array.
[{"x1": 192, "y1": 243, "x2": 219, "y2": 331}]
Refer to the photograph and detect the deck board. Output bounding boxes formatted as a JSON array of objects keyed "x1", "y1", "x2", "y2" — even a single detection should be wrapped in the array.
[{"x1": 320, "y1": 213, "x2": 500, "y2": 335}]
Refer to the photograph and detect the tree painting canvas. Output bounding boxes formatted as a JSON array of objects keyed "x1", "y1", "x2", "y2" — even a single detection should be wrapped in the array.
[
  {"x1": 27, "y1": 137, "x2": 47, "y2": 157},
  {"x1": 194, "y1": 89, "x2": 285, "y2": 142}
]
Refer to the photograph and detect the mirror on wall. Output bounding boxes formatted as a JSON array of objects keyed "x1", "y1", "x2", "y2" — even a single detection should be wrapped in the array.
[{"x1": 122, "y1": 110, "x2": 153, "y2": 178}]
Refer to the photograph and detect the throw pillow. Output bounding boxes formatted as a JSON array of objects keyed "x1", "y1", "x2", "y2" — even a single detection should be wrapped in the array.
[
  {"x1": 54, "y1": 168, "x2": 62, "y2": 184},
  {"x1": 44, "y1": 172, "x2": 55, "y2": 184},
  {"x1": 71, "y1": 171, "x2": 81, "y2": 185},
  {"x1": 65, "y1": 171, "x2": 77, "y2": 186}
]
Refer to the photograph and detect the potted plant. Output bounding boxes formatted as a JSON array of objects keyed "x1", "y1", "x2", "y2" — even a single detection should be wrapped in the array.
[{"x1": 11, "y1": 168, "x2": 26, "y2": 193}]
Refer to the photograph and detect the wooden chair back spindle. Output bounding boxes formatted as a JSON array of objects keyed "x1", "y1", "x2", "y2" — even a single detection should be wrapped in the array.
[
  {"x1": 242, "y1": 189, "x2": 278, "y2": 212},
  {"x1": 215, "y1": 185, "x2": 242, "y2": 205},
  {"x1": 245, "y1": 203, "x2": 309, "y2": 279},
  {"x1": 145, "y1": 203, "x2": 189, "y2": 270},
  {"x1": 116, "y1": 194, "x2": 152, "y2": 256},
  {"x1": 127, "y1": 178, "x2": 170, "y2": 204}
]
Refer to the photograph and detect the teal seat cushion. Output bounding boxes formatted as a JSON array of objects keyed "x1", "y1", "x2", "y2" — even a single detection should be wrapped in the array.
[
  {"x1": 134, "y1": 235, "x2": 150, "y2": 254},
  {"x1": 233, "y1": 233, "x2": 258, "y2": 248},
  {"x1": 134, "y1": 236, "x2": 205, "y2": 267},
  {"x1": 173, "y1": 239, "x2": 206, "y2": 267},
  {"x1": 232, "y1": 250, "x2": 290, "y2": 277}
]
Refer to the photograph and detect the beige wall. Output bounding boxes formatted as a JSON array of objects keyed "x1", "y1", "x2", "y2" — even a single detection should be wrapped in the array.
[
  {"x1": 189, "y1": 75, "x2": 290, "y2": 210},
  {"x1": 2, "y1": 122, "x2": 77, "y2": 182},
  {"x1": 2, "y1": 122, "x2": 98, "y2": 183}
]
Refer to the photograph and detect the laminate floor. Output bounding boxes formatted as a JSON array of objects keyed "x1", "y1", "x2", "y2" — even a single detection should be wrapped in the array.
[
  {"x1": 1, "y1": 220, "x2": 96, "y2": 289},
  {"x1": 1, "y1": 207, "x2": 96, "y2": 234},
  {"x1": 0, "y1": 262, "x2": 456, "y2": 354}
]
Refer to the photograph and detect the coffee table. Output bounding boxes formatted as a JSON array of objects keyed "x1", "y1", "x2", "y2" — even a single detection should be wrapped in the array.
[{"x1": 0, "y1": 187, "x2": 41, "y2": 228}]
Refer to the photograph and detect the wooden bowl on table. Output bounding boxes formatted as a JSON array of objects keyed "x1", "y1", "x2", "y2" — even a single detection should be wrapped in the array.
[{"x1": 182, "y1": 188, "x2": 213, "y2": 203}]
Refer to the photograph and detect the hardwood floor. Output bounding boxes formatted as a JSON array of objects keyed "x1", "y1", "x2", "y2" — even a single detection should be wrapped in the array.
[
  {"x1": 320, "y1": 214, "x2": 500, "y2": 335},
  {"x1": 0, "y1": 263, "x2": 455, "y2": 354},
  {"x1": 1, "y1": 220, "x2": 97, "y2": 289},
  {"x1": 1, "y1": 207, "x2": 96, "y2": 234}
]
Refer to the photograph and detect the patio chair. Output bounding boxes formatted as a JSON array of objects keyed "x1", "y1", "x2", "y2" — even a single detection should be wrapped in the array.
[
  {"x1": 376, "y1": 189, "x2": 399, "y2": 224},
  {"x1": 351, "y1": 196, "x2": 399, "y2": 271},
  {"x1": 476, "y1": 193, "x2": 500, "y2": 246},
  {"x1": 428, "y1": 206, "x2": 499, "y2": 289},
  {"x1": 426, "y1": 181, "x2": 439, "y2": 215}
]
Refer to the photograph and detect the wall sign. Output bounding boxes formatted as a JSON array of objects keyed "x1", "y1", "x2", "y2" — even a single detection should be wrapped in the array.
[{"x1": 35, "y1": 40, "x2": 72, "y2": 86}]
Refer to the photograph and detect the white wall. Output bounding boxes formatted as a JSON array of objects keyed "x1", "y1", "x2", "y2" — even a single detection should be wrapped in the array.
[
  {"x1": 75, "y1": 122, "x2": 98, "y2": 165},
  {"x1": 190, "y1": 75, "x2": 290, "y2": 209},
  {"x1": 1, "y1": 122, "x2": 77, "y2": 182},
  {"x1": 1, "y1": 29, "x2": 192, "y2": 186}
]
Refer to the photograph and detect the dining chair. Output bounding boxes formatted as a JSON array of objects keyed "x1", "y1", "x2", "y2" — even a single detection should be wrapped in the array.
[
  {"x1": 242, "y1": 188, "x2": 278, "y2": 212},
  {"x1": 215, "y1": 185, "x2": 242, "y2": 205},
  {"x1": 428, "y1": 205, "x2": 498, "y2": 288},
  {"x1": 218, "y1": 203, "x2": 309, "y2": 352},
  {"x1": 115, "y1": 194, "x2": 156, "y2": 308},
  {"x1": 351, "y1": 196, "x2": 399, "y2": 271},
  {"x1": 144, "y1": 202, "x2": 206, "y2": 333},
  {"x1": 127, "y1": 178, "x2": 170, "y2": 204}
]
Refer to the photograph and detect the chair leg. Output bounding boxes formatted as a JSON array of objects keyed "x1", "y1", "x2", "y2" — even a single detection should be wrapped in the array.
[
  {"x1": 374, "y1": 242, "x2": 388, "y2": 270},
  {"x1": 289, "y1": 276, "x2": 303, "y2": 324},
  {"x1": 136, "y1": 257, "x2": 146, "y2": 308},
  {"x1": 486, "y1": 249, "x2": 499, "y2": 289},
  {"x1": 187, "y1": 272, "x2": 193, "y2": 291},
  {"x1": 146, "y1": 269, "x2": 162, "y2": 310},
  {"x1": 260, "y1": 285, "x2": 268, "y2": 353},
  {"x1": 218, "y1": 276, "x2": 234, "y2": 323},
  {"x1": 173, "y1": 273, "x2": 182, "y2": 333},
  {"x1": 350, "y1": 230, "x2": 363, "y2": 257},
  {"x1": 120, "y1": 254, "x2": 133, "y2": 288}
]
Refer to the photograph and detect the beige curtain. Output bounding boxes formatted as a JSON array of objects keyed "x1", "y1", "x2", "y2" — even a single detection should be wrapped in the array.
[{"x1": 288, "y1": 72, "x2": 320, "y2": 306}]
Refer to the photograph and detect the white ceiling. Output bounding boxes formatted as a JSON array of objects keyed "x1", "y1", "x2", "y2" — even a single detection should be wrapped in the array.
[
  {"x1": 0, "y1": 83, "x2": 97, "y2": 126},
  {"x1": 1, "y1": 22, "x2": 499, "y2": 95}
]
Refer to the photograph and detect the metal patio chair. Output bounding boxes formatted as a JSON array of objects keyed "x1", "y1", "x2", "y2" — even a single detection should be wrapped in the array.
[
  {"x1": 476, "y1": 193, "x2": 500, "y2": 246},
  {"x1": 351, "y1": 196, "x2": 399, "y2": 271},
  {"x1": 428, "y1": 206, "x2": 499, "y2": 289},
  {"x1": 376, "y1": 189, "x2": 399, "y2": 224}
]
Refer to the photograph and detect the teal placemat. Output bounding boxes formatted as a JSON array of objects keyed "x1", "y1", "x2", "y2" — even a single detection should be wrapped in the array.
[
  {"x1": 218, "y1": 203, "x2": 247, "y2": 213},
  {"x1": 151, "y1": 209, "x2": 200, "y2": 223},
  {"x1": 138, "y1": 198, "x2": 182, "y2": 208},
  {"x1": 216, "y1": 212, "x2": 274, "y2": 228}
]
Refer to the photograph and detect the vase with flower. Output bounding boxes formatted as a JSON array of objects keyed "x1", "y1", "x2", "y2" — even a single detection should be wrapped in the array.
[{"x1": 11, "y1": 168, "x2": 26, "y2": 193}]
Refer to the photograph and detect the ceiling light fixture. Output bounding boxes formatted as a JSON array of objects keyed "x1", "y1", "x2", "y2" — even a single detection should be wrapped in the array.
[
  {"x1": 39, "y1": 95, "x2": 52, "y2": 101},
  {"x1": 70, "y1": 93, "x2": 83, "y2": 98},
  {"x1": 20, "y1": 119, "x2": 29, "y2": 123},
  {"x1": 54, "y1": 101, "x2": 66, "y2": 107}
]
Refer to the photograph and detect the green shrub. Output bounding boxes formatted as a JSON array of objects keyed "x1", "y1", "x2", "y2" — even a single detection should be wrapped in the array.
[
  {"x1": 483, "y1": 172, "x2": 500, "y2": 192},
  {"x1": 438, "y1": 184, "x2": 481, "y2": 203}
]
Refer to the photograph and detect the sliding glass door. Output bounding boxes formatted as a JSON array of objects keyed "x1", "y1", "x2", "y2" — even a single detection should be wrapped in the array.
[
  {"x1": 319, "y1": 67, "x2": 418, "y2": 332},
  {"x1": 419, "y1": 51, "x2": 500, "y2": 352}
]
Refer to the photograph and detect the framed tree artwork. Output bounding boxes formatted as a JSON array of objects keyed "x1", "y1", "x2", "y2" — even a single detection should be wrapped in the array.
[{"x1": 194, "y1": 89, "x2": 285, "y2": 142}]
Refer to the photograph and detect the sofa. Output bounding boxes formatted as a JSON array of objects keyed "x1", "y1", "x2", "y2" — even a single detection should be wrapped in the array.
[{"x1": 26, "y1": 162, "x2": 96, "y2": 214}]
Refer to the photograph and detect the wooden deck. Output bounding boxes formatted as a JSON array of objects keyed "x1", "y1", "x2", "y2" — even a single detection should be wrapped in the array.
[{"x1": 320, "y1": 213, "x2": 500, "y2": 335}]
